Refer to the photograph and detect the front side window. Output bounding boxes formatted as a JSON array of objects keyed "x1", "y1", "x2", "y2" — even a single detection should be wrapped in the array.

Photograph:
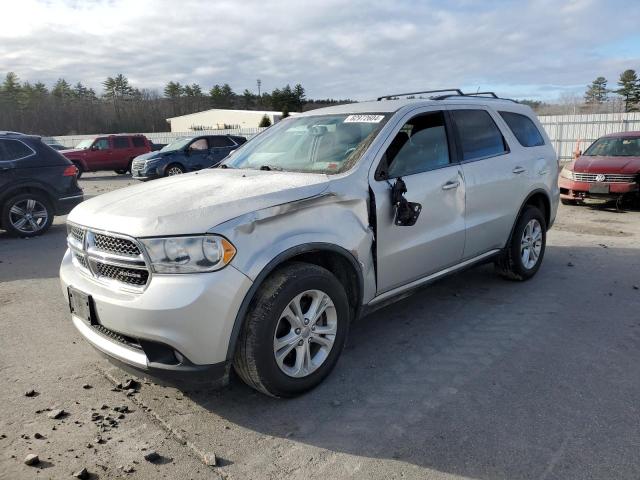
[
  {"x1": 189, "y1": 138, "x2": 208, "y2": 151},
  {"x1": 584, "y1": 137, "x2": 640, "y2": 157},
  {"x1": 380, "y1": 111, "x2": 450, "y2": 178},
  {"x1": 451, "y1": 109, "x2": 508, "y2": 161},
  {"x1": 132, "y1": 137, "x2": 145, "y2": 147},
  {"x1": 113, "y1": 137, "x2": 130, "y2": 149},
  {"x1": 94, "y1": 138, "x2": 109, "y2": 150},
  {"x1": 210, "y1": 136, "x2": 234, "y2": 148},
  {"x1": 0, "y1": 139, "x2": 34, "y2": 161},
  {"x1": 499, "y1": 111, "x2": 544, "y2": 147},
  {"x1": 223, "y1": 113, "x2": 391, "y2": 174}
]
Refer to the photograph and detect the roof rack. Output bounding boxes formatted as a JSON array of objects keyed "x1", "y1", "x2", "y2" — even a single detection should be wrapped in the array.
[{"x1": 377, "y1": 89, "x2": 517, "y2": 103}]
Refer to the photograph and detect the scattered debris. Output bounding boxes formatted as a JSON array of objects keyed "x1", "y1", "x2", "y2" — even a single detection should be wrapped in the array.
[
  {"x1": 91, "y1": 412, "x2": 103, "y2": 422},
  {"x1": 25, "y1": 389, "x2": 38, "y2": 398},
  {"x1": 82, "y1": 384, "x2": 92, "y2": 390},
  {"x1": 48, "y1": 409, "x2": 66, "y2": 419},
  {"x1": 24, "y1": 453, "x2": 39, "y2": 466},
  {"x1": 100, "y1": 404, "x2": 109, "y2": 410},
  {"x1": 122, "y1": 465, "x2": 135, "y2": 473},
  {"x1": 113, "y1": 405, "x2": 129, "y2": 413},
  {"x1": 33, "y1": 432, "x2": 45, "y2": 440},
  {"x1": 73, "y1": 467, "x2": 90, "y2": 479},
  {"x1": 144, "y1": 450, "x2": 160, "y2": 463},
  {"x1": 203, "y1": 452, "x2": 217, "y2": 467},
  {"x1": 122, "y1": 379, "x2": 139, "y2": 391},
  {"x1": 126, "y1": 389, "x2": 137, "y2": 397},
  {"x1": 94, "y1": 436, "x2": 106, "y2": 444},
  {"x1": 85, "y1": 443, "x2": 93, "y2": 449}
]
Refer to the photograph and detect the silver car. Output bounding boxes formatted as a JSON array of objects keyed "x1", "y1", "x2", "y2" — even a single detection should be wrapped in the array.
[{"x1": 60, "y1": 90, "x2": 559, "y2": 397}]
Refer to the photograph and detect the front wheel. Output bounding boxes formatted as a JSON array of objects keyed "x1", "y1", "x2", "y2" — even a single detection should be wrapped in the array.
[
  {"x1": 495, "y1": 206, "x2": 546, "y2": 281},
  {"x1": 233, "y1": 262, "x2": 350, "y2": 397},
  {"x1": 165, "y1": 164, "x2": 185, "y2": 176}
]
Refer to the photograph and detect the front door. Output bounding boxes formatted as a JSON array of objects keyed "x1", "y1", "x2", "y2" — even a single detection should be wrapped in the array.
[
  {"x1": 86, "y1": 137, "x2": 112, "y2": 170},
  {"x1": 369, "y1": 109, "x2": 466, "y2": 294}
]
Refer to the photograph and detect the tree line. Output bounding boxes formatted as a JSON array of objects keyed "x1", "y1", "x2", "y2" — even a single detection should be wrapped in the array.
[
  {"x1": 0, "y1": 72, "x2": 351, "y2": 136},
  {"x1": 584, "y1": 69, "x2": 640, "y2": 111}
]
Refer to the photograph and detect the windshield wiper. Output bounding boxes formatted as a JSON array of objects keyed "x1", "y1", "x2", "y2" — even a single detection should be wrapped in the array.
[{"x1": 259, "y1": 165, "x2": 283, "y2": 171}]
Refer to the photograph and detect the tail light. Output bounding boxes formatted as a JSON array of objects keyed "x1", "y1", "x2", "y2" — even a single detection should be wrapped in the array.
[{"x1": 63, "y1": 165, "x2": 78, "y2": 177}]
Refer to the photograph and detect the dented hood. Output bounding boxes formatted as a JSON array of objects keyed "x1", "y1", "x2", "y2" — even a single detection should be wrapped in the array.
[{"x1": 68, "y1": 169, "x2": 331, "y2": 237}]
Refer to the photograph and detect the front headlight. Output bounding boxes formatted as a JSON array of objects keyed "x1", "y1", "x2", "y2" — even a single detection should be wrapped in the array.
[
  {"x1": 139, "y1": 235, "x2": 236, "y2": 273},
  {"x1": 560, "y1": 167, "x2": 575, "y2": 180}
]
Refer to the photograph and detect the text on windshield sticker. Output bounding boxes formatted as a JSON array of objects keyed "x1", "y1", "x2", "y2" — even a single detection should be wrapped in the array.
[{"x1": 344, "y1": 115, "x2": 385, "y2": 123}]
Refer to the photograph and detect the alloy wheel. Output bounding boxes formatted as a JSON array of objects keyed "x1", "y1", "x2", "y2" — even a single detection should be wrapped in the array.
[
  {"x1": 273, "y1": 289, "x2": 337, "y2": 378},
  {"x1": 9, "y1": 199, "x2": 49, "y2": 234},
  {"x1": 520, "y1": 218, "x2": 543, "y2": 269},
  {"x1": 167, "y1": 166, "x2": 183, "y2": 176}
]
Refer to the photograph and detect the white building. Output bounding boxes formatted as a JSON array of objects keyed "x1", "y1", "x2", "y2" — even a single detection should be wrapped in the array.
[{"x1": 166, "y1": 109, "x2": 294, "y2": 132}]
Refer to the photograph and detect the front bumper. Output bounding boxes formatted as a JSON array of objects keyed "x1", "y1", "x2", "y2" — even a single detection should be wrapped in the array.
[
  {"x1": 60, "y1": 249, "x2": 252, "y2": 374},
  {"x1": 558, "y1": 177, "x2": 638, "y2": 201}
]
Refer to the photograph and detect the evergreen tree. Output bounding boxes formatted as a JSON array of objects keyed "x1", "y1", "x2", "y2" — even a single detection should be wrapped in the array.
[
  {"x1": 258, "y1": 114, "x2": 272, "y2": 127},
  {"x1": 584, "y1": 76, "x2": 608, "y2": 104},
  {"x1": 164, "y1": 81, "x2": 183, "y2": 99},
  {"x1": 616, "y1": 69, "x2": 640, "y2": 112},
  {"x1": 281, "y1": 105, "x2": 290, "y2": 118},
  {"x1": 52, "y1": 78, "x2": 73, "y2": 100}
]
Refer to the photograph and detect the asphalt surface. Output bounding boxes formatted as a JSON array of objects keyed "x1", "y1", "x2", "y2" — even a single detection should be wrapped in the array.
[{"x1": 1, "y1": 171, "x2": 640, "y2": 480}]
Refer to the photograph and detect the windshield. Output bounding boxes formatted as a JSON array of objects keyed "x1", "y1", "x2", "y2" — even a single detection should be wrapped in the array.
[
  {"x1": 75, "y1": 139, "x2": 94, "y2": 149},
  {"x1": 585, "y1": 137, "x2": 640, "y2": 157},
  {"x1": 223, "y1": 113, "x2": 391, "y2": 174},
  {"x1": 161, "y1": 138, "x2": 192, "y2": 152}
]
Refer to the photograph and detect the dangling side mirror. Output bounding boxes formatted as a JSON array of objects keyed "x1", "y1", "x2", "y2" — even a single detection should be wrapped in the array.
[{"x1": 391, "y1": 177, "x2": 421, "y2": 226}]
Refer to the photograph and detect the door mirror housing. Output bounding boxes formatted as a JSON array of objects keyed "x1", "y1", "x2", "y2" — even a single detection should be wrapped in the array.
[
  {"x1": 90, "y1": 145, "x2": 98, "y2": 151},
  {"x1": 391, "y1": 177, "x2": 421, "y2": 226}
]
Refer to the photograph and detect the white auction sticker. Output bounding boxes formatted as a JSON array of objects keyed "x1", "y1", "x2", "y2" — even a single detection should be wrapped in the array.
[{"x1": 344, "y1": 114, "x2": 385, "y2": 123}]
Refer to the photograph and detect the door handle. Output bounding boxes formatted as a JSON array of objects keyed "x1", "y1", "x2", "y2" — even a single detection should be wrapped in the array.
[
  {"x1": 442, "y1": 180, "x2": 460, "y2": 190},
  {"x1": 512, "y1": 166, "x2": 526, "y2": 174}
]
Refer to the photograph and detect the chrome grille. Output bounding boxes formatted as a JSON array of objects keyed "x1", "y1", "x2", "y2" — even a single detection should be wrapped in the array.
[
  {"x1": 94, "y1": 233, "x2": 141, "y2": 256},
  {"x1": 95, "y1": 262, "x2": 149, "y2": 286},
  {"x1": 131, "y1": 158, "x2": 145, "y2": 171},
  {"x1": 573, "y1": 172, "x2": 637, "y2": 183},
  {"x1": 67, "y1": 223, "x2": 150, "y2": 292}
]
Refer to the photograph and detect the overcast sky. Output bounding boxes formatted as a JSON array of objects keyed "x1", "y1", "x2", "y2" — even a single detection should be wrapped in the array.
[{"x1": 2, "y1": 0, "x2": 639, "y2": 102}]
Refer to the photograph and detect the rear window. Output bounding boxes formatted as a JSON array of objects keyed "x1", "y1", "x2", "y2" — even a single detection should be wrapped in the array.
[
  {"x1": 450, "y1": 110, "x2": 508, "y2": 161},
  {"x1": 132, "y1": 137, "x2": 145, "y2": 147},
  {"x1": 210, "y1": 136, "x2": 235, "y2": 147},
  {"x1": 499, "y1": 111, "x2": 545, "y2": 147},
  {"x1": 113, "y1": 137, "x2": 130, "y2": 149},
  {"x1": 0, "y1": 139, "x2": 34, "y2": 161}
]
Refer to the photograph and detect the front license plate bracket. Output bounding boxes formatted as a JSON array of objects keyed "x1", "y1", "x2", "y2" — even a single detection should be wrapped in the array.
[{"x1": 68, "y1": 287, "x2": 95, "y2": 325}]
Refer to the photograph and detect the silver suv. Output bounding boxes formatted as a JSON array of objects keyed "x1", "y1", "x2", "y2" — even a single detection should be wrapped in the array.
[{"x1": 60, "y1": 89, "x2": 559, "y2": 397}]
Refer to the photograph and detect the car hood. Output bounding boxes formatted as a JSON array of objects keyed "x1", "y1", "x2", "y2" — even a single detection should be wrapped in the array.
[
  {"x1": 572, "y1": 155, "x2": 640, "y2": 174},
  {"x1": 135, "y1": 150, "x2": 177, "y2": 161},
  {"x1": 60, "y1": 148, "x2": 86, "y2": 157},
  {"x1": 67, "y1": 168, "x2": 331, "y2": 237}
]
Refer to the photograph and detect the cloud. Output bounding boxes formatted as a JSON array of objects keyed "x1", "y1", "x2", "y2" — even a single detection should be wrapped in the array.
[{"x1": 1, "y1": 0, "x2": 639, "y2": 101}]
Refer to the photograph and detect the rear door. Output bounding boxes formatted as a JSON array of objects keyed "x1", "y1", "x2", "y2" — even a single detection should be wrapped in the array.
[
  {"x1": 370, "y1": 109, "x2": 466, "y2": 293},
  {"x1": 448, "y1": 106, "x2": 527, "y2": 258},
  {"x1": 112, "y1": 136, "x2": 133, "y2": 169},
  {"x1": 209, "y1": 136, "x2": 236, "y2": 164}
]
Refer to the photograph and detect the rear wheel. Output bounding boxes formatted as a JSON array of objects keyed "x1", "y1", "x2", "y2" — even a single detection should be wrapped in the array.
[
  {"x1": 233, "y1": 262, "x2": 350, "y2": 397},
  {"x1": 114, "y1": 159, "x2": 133, "y2": 175},
  {"x1": 495, "y1": 206, "x2": 546, "y2": 281},
  {"x1": 1, "y1": 192, "x2": 54, "y2": 237},
  {"x1": 165, "y1": 164, "x2": 184, "y2": 176}
]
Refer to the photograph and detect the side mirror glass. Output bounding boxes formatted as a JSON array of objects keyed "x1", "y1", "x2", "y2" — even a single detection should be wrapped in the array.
[{"x1": 90, "y1": 145, "x2": 98, "y2": 151}]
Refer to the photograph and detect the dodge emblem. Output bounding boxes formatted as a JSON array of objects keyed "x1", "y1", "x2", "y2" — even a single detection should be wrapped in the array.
[{"x1": 595, "y1": 174, "x2": 606, "y2": 182}]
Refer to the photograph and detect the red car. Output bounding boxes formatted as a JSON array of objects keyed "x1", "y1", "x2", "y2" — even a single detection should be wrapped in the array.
[
  {"x1": 559, "y1": 131, "x2": 640, "y2": 205},
  {"x1": 61, "y1": 134, "x2": 152, "y2": 178}
]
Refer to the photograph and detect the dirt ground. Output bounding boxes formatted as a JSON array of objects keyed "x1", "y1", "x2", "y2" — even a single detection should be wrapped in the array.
[{"x1": 1, "y1": 172, "x2": 639, "y2": 480}]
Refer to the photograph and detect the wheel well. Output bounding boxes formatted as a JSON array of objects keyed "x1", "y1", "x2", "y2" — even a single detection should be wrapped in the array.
[
  {"x1": 280, "y1": 250, "x2": 361, "y2": 320},
  {"x1": 524, "y1": 191, "x2": 550, "y2": 228}
]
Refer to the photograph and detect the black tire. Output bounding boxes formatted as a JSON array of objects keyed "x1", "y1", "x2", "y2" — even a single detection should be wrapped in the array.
[
  {"x1": 114, "y1": 169, "x2": 127, "y2": 174},
  {"x1": 73, "y1": 163, "x2": 83, "y2": 179},
  {"x1": 495, "y1": 206, "x2": 546, "y2": 281},
  {"x1": 164, "y1": 163, "x2": 185, "y2": 176},
  {"x1": 1, "y1": 192, "x2": 54, "y2": 237},
  {"x1": 561, "y1": 198, "x2": 580, "y2": 206},
  {"x1": 233, "y1": 262, "x2": 350, "y2": 398}
]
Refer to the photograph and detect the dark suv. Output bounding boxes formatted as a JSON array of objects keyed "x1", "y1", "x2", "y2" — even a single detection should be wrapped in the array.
[
  {"x1": 0, "y1": 132, "x2": 83, "y2": 237},
  {"x1": 131, "y1": 135, "x2": 246, "y2": 181}
]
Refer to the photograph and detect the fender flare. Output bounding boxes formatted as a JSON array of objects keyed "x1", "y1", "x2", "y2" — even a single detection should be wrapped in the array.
[
  {"x1": 225, "y1": 242, "x2": 364, "y2": 360},
  {"x1": 506, "y1": 189, "x2": 551, "y2": 246},
  {"x1": 0, "y1": 180, "x2": 55, "y2": 206}
]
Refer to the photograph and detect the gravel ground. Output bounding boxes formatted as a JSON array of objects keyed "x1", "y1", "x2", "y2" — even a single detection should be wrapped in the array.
[{"x1": 1, "y1": 171, "x2": 639, "y2": 480}]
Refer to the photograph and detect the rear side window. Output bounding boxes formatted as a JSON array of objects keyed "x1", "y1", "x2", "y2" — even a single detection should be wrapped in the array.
[
  {"x1": 132, "y1": 137, "x2": 145, "y2": 147},
  {"x1": 499, "y1": 111, "x2": 545, "y2": 147},
  {"x1": 113, "y1": 137, "x2": 130, "y2": 149},
  {"x1": 210, "y1": 136, "x2": 235, "y2": 147},
  {"x1": 451, "y1": 109, "x2": 508, "y2": 161},
  {"x1": 0, "y1": 139, "x2": 34, "y2": 161}
]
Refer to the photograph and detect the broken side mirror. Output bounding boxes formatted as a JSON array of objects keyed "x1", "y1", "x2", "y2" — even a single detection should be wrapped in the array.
[{"x1": 391, "y1": 177, "x2": 421, "y2": 226}]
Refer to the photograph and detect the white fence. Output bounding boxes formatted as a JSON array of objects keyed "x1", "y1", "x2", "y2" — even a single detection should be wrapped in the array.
[
  {"x1": 538, "y1": 112, "x2": 640, "y2": 162},
  {"x1": 52, "y1": 112, "x2": 640, "y2": 163}
]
